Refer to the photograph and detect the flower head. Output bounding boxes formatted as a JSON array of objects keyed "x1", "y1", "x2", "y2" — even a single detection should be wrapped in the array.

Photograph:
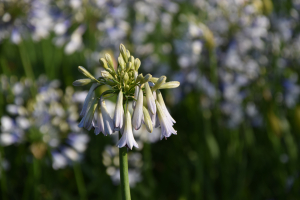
[{"x1": 73, "y1": 44, "x2": 180, "y2": 149}]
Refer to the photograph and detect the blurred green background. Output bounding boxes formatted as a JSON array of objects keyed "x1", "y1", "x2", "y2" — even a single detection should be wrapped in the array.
[{"x1": 0, "y1": 0, "x2": 300, "y2": 199}]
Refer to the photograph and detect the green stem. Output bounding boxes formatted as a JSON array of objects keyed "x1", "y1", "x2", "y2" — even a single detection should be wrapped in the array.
[
  {"x1": 0, "y1": 146, "x2": 8, "y2": 200},
  {"x1": 73, "y1": 163, "x2": 87, "y2": 200},
  {"x1": 119, "y1": 138, "x2": 131, "y2": 200},
  {"x1": 33, "y1": 158, "x2": 40, "y2": 200}
]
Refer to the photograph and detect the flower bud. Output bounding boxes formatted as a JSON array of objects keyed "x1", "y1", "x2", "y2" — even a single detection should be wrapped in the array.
[
  {"x1": 99, "y1": 58, "x2": 111, "y2": 72},
  {"x1": 129, "y1": 56, "x2": 135, "y2": 63},
  {"x1": 78, "y1": 66, "x2": 97, "y2": 81},
  {"x1": 158, "y1": 81, "x2": 180, "y2": 89},
  {"x1": 151, "y1": 76, "x2": 166, "y2": 92},
  {"x1": 123, "y1": 72, "x2": 129, "y2": 84},
  {"x1": 126, "y1": 62, "x2": 133, "y2": 72},
  {"x1": 134, "y1": 58, "x2": 141, "y2": 71},
  {"x1": 142, "y1": 106, "x2": 153, "y2": 133},
  {"x1": 150, "y1": 77, "x2": 158, "y2": 83},
  {"x1": 120, "y1": 44, "x2": 128, "y2": 63},
  {"x1": 72, "y1": 79, "x2": 92, "y2": 86},
  {"x1": 101, "y1": 70, "x2": 114, "y2": 80},
  {"x1": 105, "y1": 53, "x2": 115, "y2": 73},
  {"x1": 118, "y1": 56, "x2": 125, "y2": 69},
  {"x1": 135, "y1": 74, "x2": 143, "y2": 84},
  {"x1": 142, "y1": 74, "x2": 152, "y2": 84},
  {"x1": 126, "y1": 50, "x2": 130, "y2": 58}
]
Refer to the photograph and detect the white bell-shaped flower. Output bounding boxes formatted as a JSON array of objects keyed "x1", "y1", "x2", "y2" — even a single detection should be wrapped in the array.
[
  {"x1": 100, "y1": 98, "x2": 114, "y2": 136},
  {"x1": 113, "y1": 90, "x2": 124, "y2": 131},
  {"x1": 132, "y1": 87, "x2": 143, "y2": 130},
  {"x1": 156, "y1": 100, "x2": 177, "y2": 140},
  {"x1": 116, "y1": 110, "x2": 138, "y2": 149}
]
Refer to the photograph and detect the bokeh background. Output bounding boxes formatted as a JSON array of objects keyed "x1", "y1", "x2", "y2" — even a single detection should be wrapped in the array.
[{"x1": 1, "y1": 0, "x2": 300, "y2": 199}]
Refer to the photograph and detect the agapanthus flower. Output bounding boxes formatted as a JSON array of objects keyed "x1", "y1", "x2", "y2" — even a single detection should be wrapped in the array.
[{"x1": 73, "y1": 44, "x2": 180, "y2": 149}]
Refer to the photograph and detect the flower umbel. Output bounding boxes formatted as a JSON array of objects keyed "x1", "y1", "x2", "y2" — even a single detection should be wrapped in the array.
[{"x1": 73, "y1": 44, "x2": 180, "y2": 149}]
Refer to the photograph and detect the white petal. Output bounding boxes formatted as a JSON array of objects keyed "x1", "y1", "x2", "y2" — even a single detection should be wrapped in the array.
[
  {"x1": 132, "y1": 88, "x2": 143, "y2": 130},
  {"x1": 156, "y1": 100, "x2": 177, "y2": 140},
  {"x1": 113, "y1": 90, "x2": 124, "y2": 131},
  {"x1": 80, "y1": 83, "x2": 99, "y2": 117},
  {"x1": 145, "y1": 82, "x2": 156, "y2": 114},
  {"x1": 100, "y1": 99, "x2": 114, "y2": 135},
  {"x1": 116, "y1": 110, "x2": 138, "y2": 149}
]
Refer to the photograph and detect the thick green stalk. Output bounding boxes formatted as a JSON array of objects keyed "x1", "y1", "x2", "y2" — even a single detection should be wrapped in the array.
[
  {"x1": 73, "y1": 163, "x2": 87, "y2": 200},
  {"x1": 119, "y1": 137, "x2": 131, "y2": 200},
  {"x1": 33, "y1": 158, "x2": 40, "y2": 200},
  {"x1": 0, "y1": 146, "x2": 8, "y2": 200}
]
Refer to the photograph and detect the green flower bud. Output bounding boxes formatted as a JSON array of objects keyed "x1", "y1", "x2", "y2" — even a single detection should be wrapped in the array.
[
  {"x1": 150, "y1": 77, "x2": 158, "y2": 83},
  {"x1": 72, "y1": 79, "x2": 93, "y2": 86},
  {"x1": 134, "y1": 58, "x2": 141, "y2": 71},
  {"x1": 118, "y1": 56, "x2": 125, "y2": 69},
  {"x1": 142, "y1": 74, "x2": 152, "y2": 83},
  {"x1": 135, "y1": 74, "x2": 144, "y2": 83},
  {"x1": 151, "y1": 76, "x2": 166, "y2": 92},
  {"x1": 101, "y1": 70, "x2": 114, "y2": 80},
  {"x1": 99, "y1": 58, "x2": 111, "y2": 72},
  {"x1": 120, "y1": 44, "x2": 128, "y2": 63},
  {"x1": 129, "y1": 56, "x2": 134, "y2": 63},
  {"x1": 105, "y1": 53, "x2": 115, "y2": 73},
  {"x1": 78, "y1": 66, "x2": 97, "y2": 81},
  {"x1": 158, "y1": 81, "x2": 180, "y2": 89},
  {"x1": 123, "y1": 72, "x2": 129, "y2": 84},
  {"x1": 126, "y1": 62, "x2": 133, "y2": 72},
  {"x1": 126, "y1": 50, "x2": 130, "y2": 58}
]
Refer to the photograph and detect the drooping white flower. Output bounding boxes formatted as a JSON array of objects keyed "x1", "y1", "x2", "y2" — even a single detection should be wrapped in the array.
[
  {"x1": 113, "y1": 90, "x2": 124, "y2": 131},
  {"x1": 100, "y1": 98, "x2": 114, "y2": 136},
  {"x1": 156, "y1": 100, "x2": 177, "y2": 140},
  {"x1": 145, "y1": 82, "x2": 156, "y2": 115},
  {"x1": 142, "y1": 106, "x2": 153, "y2": 133},
  {"x1": 132, "y1": 87, "x2": 143, "y2": 130},
  {"x1": 78, "y1": 99, "x2": 98, "y2": 130},
  {"x1": 116, "y1": 110, "x2": 138, "y2": 149},
  {"x1": 157, "y1": 90, "x2": 176, "y2": 125},
  {"x1": 80, "y1": 83, "x2": 99, "y2": 117},
  {"x1": 93, "y1": 104, "x2": 104, "y2": 135}
]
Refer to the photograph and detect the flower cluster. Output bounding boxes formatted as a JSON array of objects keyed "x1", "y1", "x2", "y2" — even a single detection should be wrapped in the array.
[{"x1": 73, "y1": 44, "x2": 180, "y2": 149}]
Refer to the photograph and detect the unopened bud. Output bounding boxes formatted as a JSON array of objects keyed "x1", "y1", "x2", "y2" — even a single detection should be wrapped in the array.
[
  {"x1": 150, "y1": 77, "x2": 158, "y2": 83},
  {"x1": 72, "y1": 79, "x2": 92, "y2": 86},
  {"x1": 158, "y1": 81, "x2": 180, "y2": 89},
  {"x1": 142, "y1": 74, "x2": 152, "y2": 83},
  {"x1": 78, "y1": 66, "x2": 97, "y2": 81},
  {"x1": 135, "y1": 74, "x2": 144, "y2": 83},
  {"x1": 101, "y1": 71, "x2": 114, "y2": 80},
  {"x1": 129, "y1": 56, "x2": 134, "y2": 63},
  {"x1": 105, "y1": 54, "x2": 115, "y2": 73},
  {"x1": 126, "y1": 62, "x2": 133, "y2": 72},
  {"x1": 123, "y1": 72, "x2": 129, "y2": 83},
  {"x1": 99, "y1": 58, "x2": 111, "y2": 71},
  {"x1": 118, "y1": 56, "x2": 125, "y2": 69},
  {"x1": 134, "y1": 58, "x2": 141, "y2": 71},
  {"x1": 120, "y1": 44, "x2": 128, "y2": 63},
  {"x1": 126, "y1": 50, "x2": 130, "y2": 58},
  {"x1": 152, "y1": 76, "x2": 166, "y2": 91}
]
